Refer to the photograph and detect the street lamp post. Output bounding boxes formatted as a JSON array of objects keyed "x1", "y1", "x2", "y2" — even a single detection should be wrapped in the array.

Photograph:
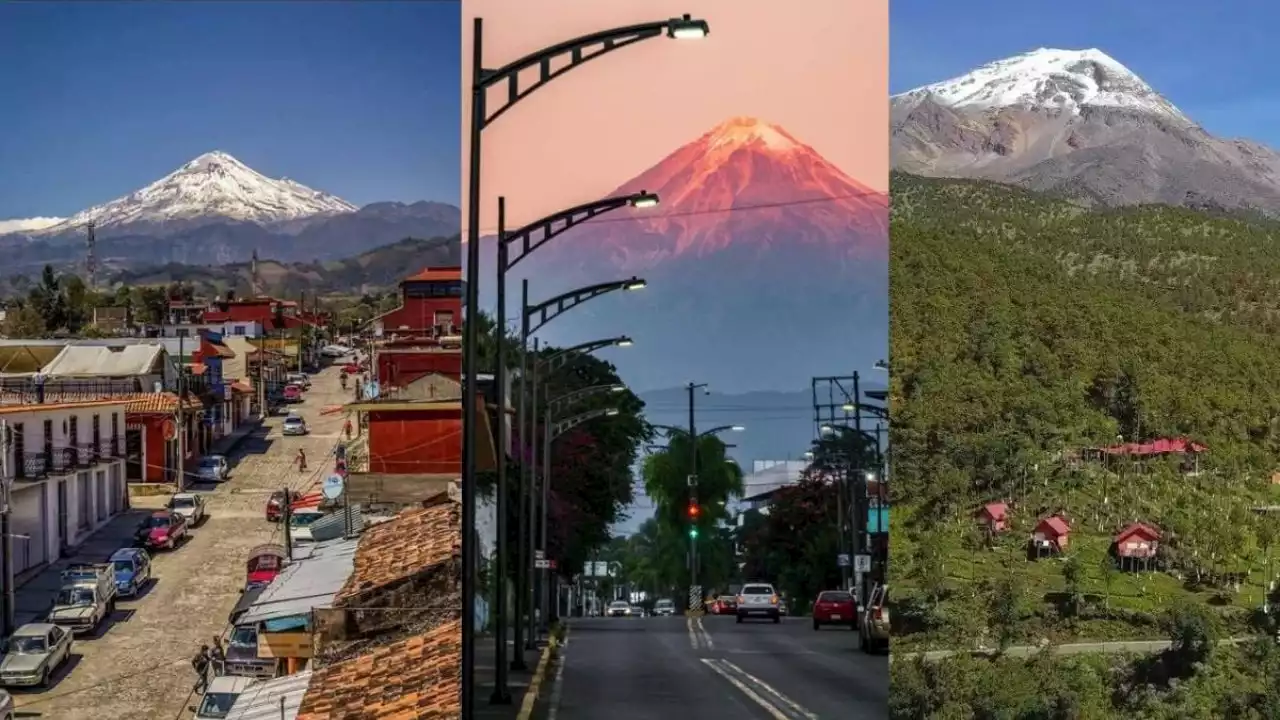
[
  {"x1": 463, "y1": 15, "x2": 708, "y2": 710},
  {"x1": 510, "y1": 279, "x2": 644, "y2": 665},
  {"x1": 534, "y1": 385, "x2": 626, "y2": 642}
]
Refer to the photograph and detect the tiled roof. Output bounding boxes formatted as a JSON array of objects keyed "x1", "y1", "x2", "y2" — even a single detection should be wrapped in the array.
[
  {"x1": 404, "y1": 267, "x2": 461, "y2": 283},
  {"x1": 0, "y1": 399, "x2": 125, "y2": 416},
  {"x1": 39, "y1": 391, "x2": 203, "y2": 414},
  {"x1": 335, "y1": 502, "x2": 459, "y2": 606},
  {"x1": 296, "y1": 620, "x2": 461, "y2": 720}
]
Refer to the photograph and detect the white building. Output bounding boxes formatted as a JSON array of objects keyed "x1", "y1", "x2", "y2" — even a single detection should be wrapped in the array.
[
  {"x1": 1, "y1": 400, "x2": 130, "y2": 576},
  {"x1": 161, "y1": 321, "x2": 263, "y2": 339}
]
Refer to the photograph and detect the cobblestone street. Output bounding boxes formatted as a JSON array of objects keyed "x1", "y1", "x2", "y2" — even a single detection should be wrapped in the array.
[{"x1": 12, "y1": 366, "x2": 351, "y2": 720}]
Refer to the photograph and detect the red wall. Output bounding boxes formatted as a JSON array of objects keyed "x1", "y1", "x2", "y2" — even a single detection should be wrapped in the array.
[
  {"x1": 376, "y1": 352, "x2": 462, "y2": 388},
  {"x1": 142, "y1": 415, "x2": 166, "y2": 483},
  {"x1": 367, "y1": 409, "x2": 462, "y2": 475},
  {"x1": 379, "y1": 290, "x2": 461, "y2": 335}
]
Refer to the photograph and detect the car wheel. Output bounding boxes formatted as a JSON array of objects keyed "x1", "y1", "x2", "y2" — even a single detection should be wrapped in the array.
[
  {"x1": 38, "y1": 668, "x2": 49, "y2": 688},
  {"x1": 813, "y1": 620, "x2": 820, "y2": 631}
]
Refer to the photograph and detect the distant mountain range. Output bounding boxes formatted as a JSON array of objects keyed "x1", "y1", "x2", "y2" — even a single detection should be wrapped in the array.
[
  {"x1": 892, "y1": 48, "x2": 1280, "y2": 213},
  {"x1": 481, "y1": 116, "x2": 889, "y2": 394},
  {"x1": 0, "y1": 151, "x2": 461, "y2": 274}
]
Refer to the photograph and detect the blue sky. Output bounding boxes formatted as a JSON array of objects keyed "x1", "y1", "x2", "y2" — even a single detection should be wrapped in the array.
[
  {"x1": 892, "y1": 0, "x2": 1277, "y2": 144},
  {"x1": 0, "y1": 2, "x2": 460, "y2": 220}
]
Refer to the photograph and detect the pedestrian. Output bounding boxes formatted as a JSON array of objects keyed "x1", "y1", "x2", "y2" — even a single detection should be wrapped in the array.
[
  {"x1": 297, "y1": 448, "x2": 308, "y2": 473},
  {"x1": 191, "y1": 644, "x2": 211, "y2": 694},
  {"x1": 343, "y1": 418, "x2": 353, "y2": 440},
  {"x1": 210, "y1": 636, "x2": 226, "y2": 676}
]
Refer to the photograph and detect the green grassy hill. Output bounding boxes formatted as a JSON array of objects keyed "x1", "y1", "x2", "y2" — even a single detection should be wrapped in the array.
[{"x1": 889, "y1": 172, "x2": 1280, "y2": 649}]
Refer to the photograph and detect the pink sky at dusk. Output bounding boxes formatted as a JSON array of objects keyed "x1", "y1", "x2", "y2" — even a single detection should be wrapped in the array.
[{"x1": 460, "y1": 0, "x2": 888, "y2": 234}]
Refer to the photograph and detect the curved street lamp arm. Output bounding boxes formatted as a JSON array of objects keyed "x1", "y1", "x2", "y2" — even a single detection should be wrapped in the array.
[
  {"x1": 478, "y1": 20, "x2": 681, "y2": 129},
  {"x1": 699, "y1": 425, "x2": 740, "y2": 437},
  {"x1": 547, "y1": 384, "x2": 625, "y2": 418},
  {"x1": 538, "y1": 336, "x2": 631, "y2": 374},
  {"x1": 501, "y1": 193, "x2": 656, "y2": 272},
  {"x1": 550, "y1": 407, "x2": 619, "y2": 441},
  {"x1": 526, "y1": 278, "x2": 644, "y2": 335}
]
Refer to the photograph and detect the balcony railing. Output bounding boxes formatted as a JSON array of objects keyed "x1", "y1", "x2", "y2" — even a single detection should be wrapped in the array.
[{"x1": 21, "y1": 453, "x2": 48, "y2": 479}]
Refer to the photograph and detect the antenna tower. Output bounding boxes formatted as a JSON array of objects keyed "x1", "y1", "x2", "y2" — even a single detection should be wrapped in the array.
[
  {"x1": 251, "y1": 248, "x2": 260, "y2": 297},
  {"x1": 85, "y1": 222, "x2": 97, "y2": 288}
]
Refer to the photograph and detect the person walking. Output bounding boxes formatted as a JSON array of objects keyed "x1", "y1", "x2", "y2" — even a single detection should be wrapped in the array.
[
  {"x1": 191, "y1": 644, "x2": 211, "y2": 694},
  {"x1": 210, "y1": 636, "x2": 226, "y2": 676},
  {"x1": 343, "y1": 418, "x2": 353, "y2": 440},
  {"x1": 296, "y1": 448, "x2": 308, "y2": 473}
]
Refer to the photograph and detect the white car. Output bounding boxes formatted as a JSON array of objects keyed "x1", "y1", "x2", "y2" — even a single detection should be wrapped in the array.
[
  {"x1": 196, "y1": 455, "x2": 229, "y2": 482},
  {"x1": 606, "y1": 600, "x2": 630, "y2": 617},
  {"x1": 653, "y1": 599, "x2": 676, "y2": 617},
  {"x1": 282, "y1": 415, "x2": 309, "y2": 436},
  {"x1": 167, "y1": 493, "x2": 206, "y2": 526},
  {"x1": 320, "y1": 345, "x2": 351, "y2": 358}
]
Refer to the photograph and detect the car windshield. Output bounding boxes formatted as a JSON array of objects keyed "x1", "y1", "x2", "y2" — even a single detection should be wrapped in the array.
[
  {"x1": 609, "y1": 601, "x2": 628, "y2": 608},
  {"x1": 742, "y1": 585, "x2": 773, "y2": 595},
  {"x1": 290, "y1": 513, "x2": 322, "y2": 527},
  {"x1": 171, "y1": 497, "x2": 196, "y2": 509},
  {"x1": 11, "y1": 636, "x2": 46, "y2": 654},
  {"x1": 111, "y1": 559, "x2": 136, "y2": 574},
  {"x1": 818, "y1": 591, "x2": 852, "y2": 603},
  {"x1": 197, "y1": 692, "x2": 239, "y2": 718},
  {"x1": 56, "y1": 588, "x2": 94, "y2": 606},
  {"x1": 229, "y1": 627, "x2": 257, "y2": 647},
  {"x1": 285, "y1": 418, "x2": 303, "y2": 425},
  {"x1": 146, "y1": 515, "x2": 171, "y2": 529},
  {"x1": 655, "y1": 600, "x2": 672, "y2": 607}
]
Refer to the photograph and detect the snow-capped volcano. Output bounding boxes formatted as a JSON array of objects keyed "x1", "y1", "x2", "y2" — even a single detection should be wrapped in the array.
[
  {"x1": 37, "y1": 150, "x2": 356, "y2": 235},
  {"x1": 894, "y1": 48, "x2": 1192, "y2": 126}
]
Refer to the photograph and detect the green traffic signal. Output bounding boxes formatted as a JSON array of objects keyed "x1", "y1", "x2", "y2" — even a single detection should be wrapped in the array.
[{"x1": 689, "y1": 528, "x2": 699, "y2": 538}]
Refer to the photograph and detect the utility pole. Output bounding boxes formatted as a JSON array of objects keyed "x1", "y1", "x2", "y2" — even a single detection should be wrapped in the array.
[
  {"x1": 687, "y1": 382, "x2": 699, "y2": 598},
  {"x1": 85, "y1": 222, "x2": 97, "y2": 289},
  {"x1": 1, "y1": 419, "x2": 13, "y2": 637},
  {"x1": 282, "y1": 487, "x2": 293, "y2": 561},
  {"x1": 176, "y1": 334, "x2": 186, "y2": 492},
  {"x1": 250, "y1": 249, "x2": 260, "y2": 298}
]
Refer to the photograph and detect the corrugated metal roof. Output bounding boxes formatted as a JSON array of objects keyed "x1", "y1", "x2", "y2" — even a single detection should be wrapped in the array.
[
  {"x1": 239, "y1": 538, "x2": 357, "y2": 625},
  {"x1": 307, "y1": 505, "x2": 365, "y2": 543},
  {"x1": 42, "y1": 343, "x2": 167, "y2": 377},
  {"x1": 224, "y1": 670, "x2": 313, "y2": 720}
]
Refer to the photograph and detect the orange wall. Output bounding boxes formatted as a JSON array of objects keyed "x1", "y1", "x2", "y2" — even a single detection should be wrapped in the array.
[
  {"x1": 141, "y1": 415, "x2": 166, "y2": 483},
  {"x1": 367, "y1": 410, "x2": 462, "y2": 475}
]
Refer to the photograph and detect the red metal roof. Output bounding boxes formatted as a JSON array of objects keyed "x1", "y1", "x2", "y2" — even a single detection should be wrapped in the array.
[
  {"x1": 1102, "y1": 437, "x2": 1207, "y2": 456},
  {"x1": 1036, "y1": 515, "x2": 1070, "y2": 537},
  {"x1": 1114, "y1": 522, "x2": 1161, "y2": 543},
  {"x1": 978, "y1": 501, "x2": 1008, "y2": 520},
  {"x1": 404, "y1": 266, "x2": 462, "y2": 283}
]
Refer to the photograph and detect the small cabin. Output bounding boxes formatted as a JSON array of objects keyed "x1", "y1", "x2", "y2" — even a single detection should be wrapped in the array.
[
  {"x1": 1113, "y1": 522, "x2": 1161, "y2": 562},
  {"x1": 975, "y1": 501, "x2": 1010, "y2": 534},
  {"x1": 1030, "y1": 514, "x2": 1071, "y2": 556}
]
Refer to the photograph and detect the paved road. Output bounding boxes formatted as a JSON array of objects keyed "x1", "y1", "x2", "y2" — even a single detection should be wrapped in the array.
[
  {"x1": 542, "y1": 614, "x2": 886, "y2": 719},
  {"x1": 11, "y1": 367, "x2": 349, "y2": 720}
]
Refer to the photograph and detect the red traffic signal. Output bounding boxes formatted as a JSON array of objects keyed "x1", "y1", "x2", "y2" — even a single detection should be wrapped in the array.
[{"x1": 687, "y1": 502, "x2": 700, "y2": 519}]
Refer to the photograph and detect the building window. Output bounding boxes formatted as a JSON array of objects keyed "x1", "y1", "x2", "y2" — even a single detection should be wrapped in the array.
[{"x1": 434, "y1": 311, "x2": 454, "y2": 327}]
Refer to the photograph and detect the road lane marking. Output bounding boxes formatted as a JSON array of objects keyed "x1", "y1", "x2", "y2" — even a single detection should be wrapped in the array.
[
  {"x1": 546, "y1": 650, "x2": 566, "y2": 720},
  {"x1": 701, "y1": 658, "x2": 790, "y2": 719},
  {"x1": 716, "y1": 659, "x2": 819, "y2": 720},
  {"x1": 695, "y1": 615, "x2": 715, "y2": 650},
  {"x1": 687, "y1": 616, "x2": 701, "y2": 649}
]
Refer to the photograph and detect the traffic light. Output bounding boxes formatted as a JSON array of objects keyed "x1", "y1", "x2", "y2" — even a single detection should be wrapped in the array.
[
  {"x1": 687, "y1": 501, "x2": 700, "y2": 520},
  {"x1": 689, "y1": 527, "x2": 699, "y2": 538}
]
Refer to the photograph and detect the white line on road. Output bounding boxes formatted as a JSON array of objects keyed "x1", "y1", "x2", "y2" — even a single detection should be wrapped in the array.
[
  {"x1": 701, "y1": 659, "x2": 790, "y2": 720},
  {"x1": 547, "y1": 650, "x2": 566, "y2": 720},
  {"x1": 695, "y1": 616, "x2": 714, "y2": 650},
  {"x1": 716, "y1": 659, "x2": 819, "y2": 720},
  {"x1": 687, "y1": 616, "x2": 701, "y2": 650}
]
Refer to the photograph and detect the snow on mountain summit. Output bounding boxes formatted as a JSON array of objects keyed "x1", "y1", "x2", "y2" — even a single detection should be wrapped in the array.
[
  {"x1": 42, "y1": 150, "x2": 356, "y2": 234},
  {"x1": 894, "y1": 48, "x2": 1192, "y2": 125}
]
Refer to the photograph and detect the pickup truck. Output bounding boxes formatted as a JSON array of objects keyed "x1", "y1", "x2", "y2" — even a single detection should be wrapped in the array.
[{"x1": 48, "y1": 563, "x2": 117, "y2": 634}]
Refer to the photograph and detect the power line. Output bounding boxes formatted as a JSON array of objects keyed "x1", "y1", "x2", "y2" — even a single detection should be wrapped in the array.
[{"x1": 461, "y1": 191, "x2": 885, "y2": 236}]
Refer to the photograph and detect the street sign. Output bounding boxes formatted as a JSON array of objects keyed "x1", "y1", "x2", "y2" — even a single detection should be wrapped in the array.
[
  {"x1": 534, "y1": 559, "x2": 550, "y2": 569},
  {"x1": 854, "y1": 554, "x2": 872, "y2": 573},
  {"x1": 687, "y1": 474, "x2": 697, "y2": 487},
  {"x1": 322, "y1": 474, "x2": 346, "y2": 500},
  {"x1": 535, "y1": 549, "x2": 545, "y2": 561},
  {"x1": 837, "y1": 553, "x2": 851, "y2": 568}
]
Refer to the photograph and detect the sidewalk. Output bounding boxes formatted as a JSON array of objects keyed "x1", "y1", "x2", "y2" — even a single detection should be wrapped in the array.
[
  {"x1": 12, "y1": 508, "x2": 152, "y2": 627},
  {"x1": 211, "y1": 419, "x2": 265, "y2": 456},
  {"x1": 474, "y1": 630, "x2": 542, "y2": 719}
]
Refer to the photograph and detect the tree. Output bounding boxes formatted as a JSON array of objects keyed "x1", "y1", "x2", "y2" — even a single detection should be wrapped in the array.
[
  {"x1": 1062, "y1": 553, "x2": 1085, "y2": 620},
  {"x1": 737, "y1": 476, "x2": 840, "y2": 610},
  {"x1": 989, "y1": 572, "x2": 1024, "y2": 651},
  {"x1": 1, "y1": 304, "x2": 46, "y2": 338},
  {"x1": 29, "y1": 265, "x2": 67, "y2": 333}
]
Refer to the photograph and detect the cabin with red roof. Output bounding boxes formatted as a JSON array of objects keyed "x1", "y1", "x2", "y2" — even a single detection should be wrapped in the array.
[
  {"x1": 1030, "y1": 514, "x2": 1071, "y2": 556},
  {"x1": 371, "y1": 267, "x2": 462, "y2": 339},
  {"x1": 1113, "y1": 522, "x2": 1161, "y2": 561},
  {"x1": 975, "y1": 501, "x2": 1010, "y2": 534}
]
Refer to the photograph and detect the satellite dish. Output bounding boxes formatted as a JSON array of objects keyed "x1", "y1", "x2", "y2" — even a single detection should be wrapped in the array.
[{"x1": 322, "y1": 474, "x2": 345, "y2": 500}]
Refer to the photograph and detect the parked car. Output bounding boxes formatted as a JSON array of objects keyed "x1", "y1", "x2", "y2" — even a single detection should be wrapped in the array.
[
  {"x1": 812, "y1": 590, "x2": 856, "y2": 630},
  {"x1": 265, "y1": 490, "x2": 292, "y2": 522},
  {"x1": 108, "y1": 547, "x2": 152, "y2": 598},
  {"x1": 223, "y1": 625, "x2": 276, "y2": 678},
  {"x1": 653, "y1": 599, "x2": 676, "y2": 617},
  {"x1": 0, "y1": 623, "x2": 72, "y2": 688},
  {"x1": 191, "y1": 675, "x2": 257, "y2": 720},
  {"x1": 735, "y1": 583, "x2": 782, "y2": 624},
  {"x1": 286, "y1": 507, "x2": 327, "y2": 545},
  {"x1": 282, "y1": 384, "x2": 303, "y2": 403},
  {"x1": 607, "y1": 600, "x2": 630, "y2": 617},
  {"x1": 286, "y1": 373, "x2": 311, "y2": 390},
  {"x1": 48, "y1": 564, "x2": 117, "y2": 635},
  {"x1": 320, "y1": 344, "x2": 350, "y2": 359},
  {"x1": 282, "y1": 415, "x2": 309, "y2": 436},
  {"x1": 196, "y1": 454, "x2": 230, "y2": 482},
  {"x1": 167, "y1": 492, "x2": 207, "y2": 526},
  {"x1": 136, "y1": 510, "x2": 188, "y2": 550},
  {"x1": 860, "y1": 583, "x2": 890, "y2": 654}
]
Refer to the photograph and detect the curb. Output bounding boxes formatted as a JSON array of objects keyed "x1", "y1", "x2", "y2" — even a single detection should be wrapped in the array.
[{"x1": 515, "y1": 629, "x2": 563, "y2": 720}]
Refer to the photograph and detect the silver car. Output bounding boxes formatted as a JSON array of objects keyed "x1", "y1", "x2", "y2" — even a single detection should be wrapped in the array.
[
  {"x1": 282, "y1": 415, "x2": 308, "y2": 436},
  {"x1": 0, "y1": 623, "x2": 72, "y2": 688},
  {"x1": 653, "y1": 599, "x2": 676, "y2": 617},
  {"x1": 168, "y1": 492, "x2": 207, "y2": 526},
  {"x1": 196, "y1": 455, "x2": 229, "y2": 482},
  {"x1": 735, "y1": 583, "x2": 782, "y2": 624}
]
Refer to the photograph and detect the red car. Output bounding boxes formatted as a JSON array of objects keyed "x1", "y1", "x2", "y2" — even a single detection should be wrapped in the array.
[
  {"x1": 341, "y1": 363, "x2": 361, "y2": 374},
  {"x1": 283, "y1": 384, "x2": 303, "y2": 403},
  {"x1": 135, "y1": 510, "x2": 188, "y2": 550},
  {"x1": 812, "y1": 590, "x2": 857, "y2": 630},
  {"x1": 713, "y1": 596, "x2": 738, "y2": 615},
  {"x1": 265, "y1": 490, "x2": 292, "y2": 522}
]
